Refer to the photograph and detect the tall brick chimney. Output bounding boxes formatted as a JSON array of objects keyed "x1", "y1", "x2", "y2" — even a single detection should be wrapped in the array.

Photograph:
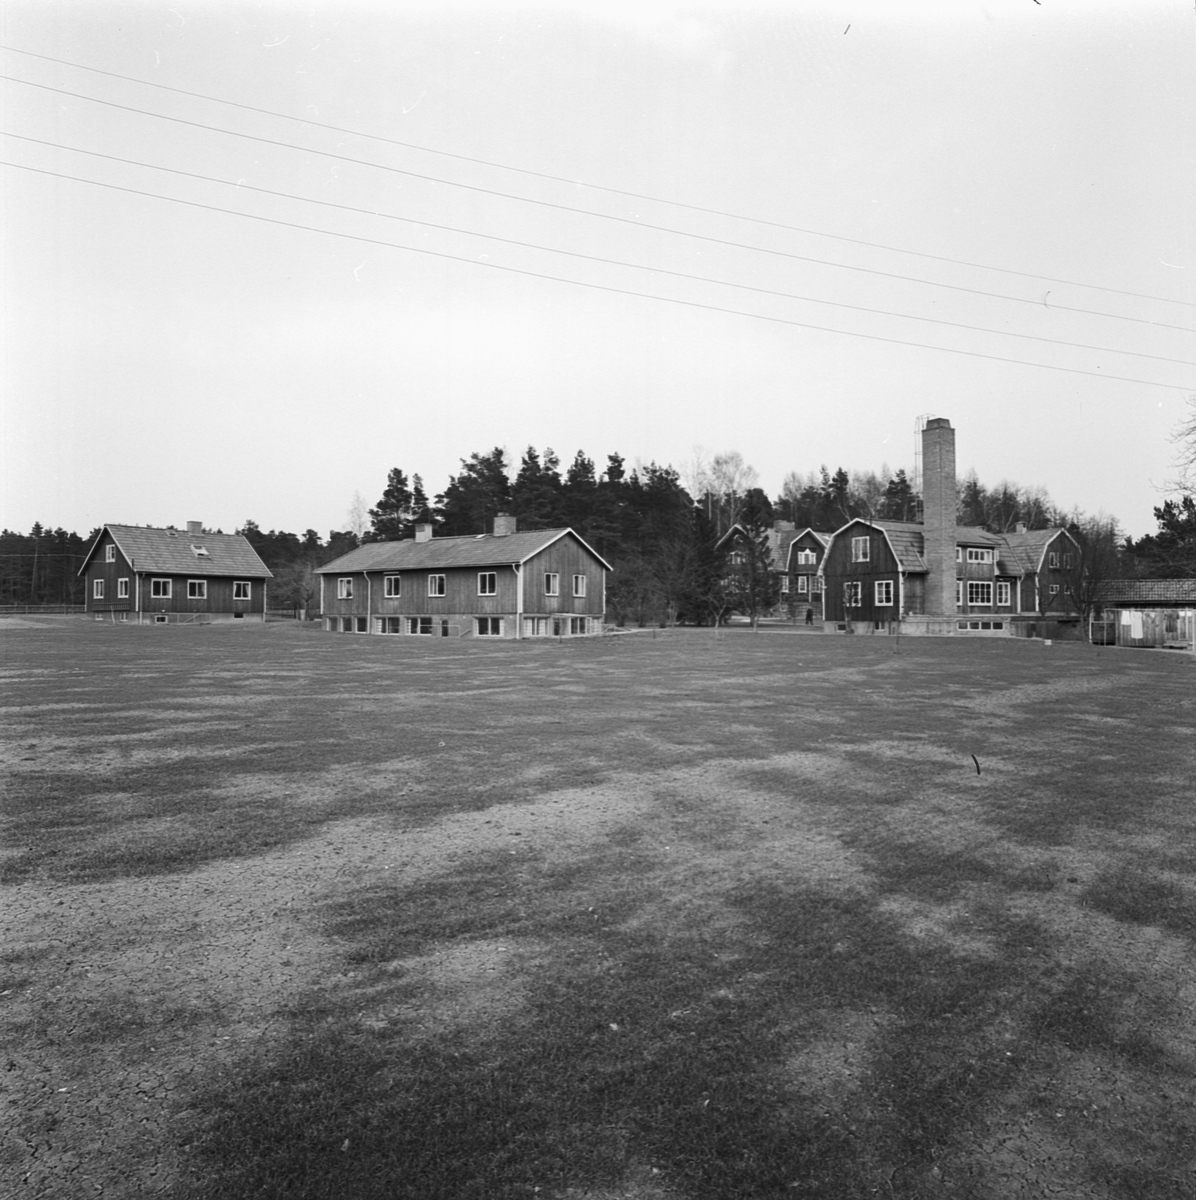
[
  {"x1": 492, "y1": 512, "x2": 517, "y2": 537},
  {"x1": 921, "y1": 418, "x2": 956, "y2": 618}
]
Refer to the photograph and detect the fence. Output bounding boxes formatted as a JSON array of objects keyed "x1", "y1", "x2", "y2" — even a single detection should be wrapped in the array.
[{"x1": 0, "y1": 604, "x2": 86, "y2": 616}]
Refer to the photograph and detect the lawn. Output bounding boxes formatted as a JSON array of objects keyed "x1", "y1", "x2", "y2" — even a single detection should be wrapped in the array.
[{"x1": 2, "y1": 618, "x2": 1194, "y2": 1199}]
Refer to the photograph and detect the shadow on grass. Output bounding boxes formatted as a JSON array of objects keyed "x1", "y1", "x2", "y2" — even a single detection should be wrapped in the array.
[{"x1": 167, "y1": 843, "x2": 1194, "y2": 1200}]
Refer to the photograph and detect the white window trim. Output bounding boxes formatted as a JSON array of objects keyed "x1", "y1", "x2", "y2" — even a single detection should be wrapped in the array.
[
  {"x1": 383, "y1": 575, "x2": 401, "y2": 598},
  {"x1": 117, "y1": 578, "x2": 129, "y2": 599},
  {"x1": 233, "y1": 580, "x2": 251, "y2": 600},
  {"x1": 968, "y1": 581, "x2": 993, "y2": 606},
  {"x1": 1048, "y1": 552, "x2": 1060, "y2": 569},
  {"x1": 996, "y1": 581, "x2": 1011, "y2": 607},
  {"x1": 780, "y1": 576, "x2": 790, "y2": 594},
  {"x1": 797, "y1": 575, "x2": 808, "y2": 595},
  {"x1": 93, "y1": 579, "x2": 104, "y2": 599},
  {"x1": 188, "y1": 579, "x2": 208, "y2": 600},
  {"x1": 478, "y1": 572, "x2": 497, "y2": 596},
  {"x1": 874, "y1": 580, "x2": 893, "y2": 606},
  {"x1": 572, "y1": 574, "x2": 586, "y2": 597},
  {"x1": 427, "y1": 574, "x2": 446, "y2": 597},
  {"x1": 851, "y1": 536, "x2": 870, "y2": 563},
  {"x1": 337, "y1": 577, "x2": 354, "y2": 600},
  {"x1": 105, "y1": 545, "x2": 115, "y2": 562},
  {"x1": 844, "y1": 581, "x2": 861, "y2": 607},
  {"x1": 956, "y1": 580, "x2": 963, "y2": 608},
  {"x1": 151, "y1": 578, "x2": 172, "y2": 598},
  {"x1": 544, "y1": 572, "x2": 560, "y2": 596},
  {"x1": 966, "y1": 548, "x2": 994, "y2": 564}
]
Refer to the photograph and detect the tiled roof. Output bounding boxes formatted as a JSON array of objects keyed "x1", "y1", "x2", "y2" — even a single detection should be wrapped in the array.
[
  {"x1": 998, "y1": 529, "x2": 1068, "y2": 575},
  {"x1": 1096, "y1": 579, "x2": 1196, "y2": 605},
  {"x1": 92, "y1": 525, "x2": 272, "y2": 577},
  {"x1": 316, "y1": 528, "x2": 611, "y2": 574}
]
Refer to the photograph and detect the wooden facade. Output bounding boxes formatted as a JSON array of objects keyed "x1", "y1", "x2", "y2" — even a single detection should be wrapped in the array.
[
  {"x1": 784, "y1": 528, "x2": 830, "y2": 615},
  {"x1": 821, "y1": 519, "x2": 1079, "y2": 634},
  {"x1": 80, "y1": 524, "x2": 271, "y2": 624},
  {"x1": 316, "y1": 521, "x2": 610, "y2": 639}
]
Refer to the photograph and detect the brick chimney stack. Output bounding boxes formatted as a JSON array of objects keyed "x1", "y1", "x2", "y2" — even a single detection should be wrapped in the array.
[{"x1": 921, "y1": 418, "x2": 956, "y2": 618}]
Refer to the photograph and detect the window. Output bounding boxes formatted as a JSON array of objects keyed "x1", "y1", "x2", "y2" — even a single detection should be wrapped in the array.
[
  {"x1": 544, "y1": 573, "x2": 560, "y2": 596},
  {"x1": 524, "y1": 616, "x2": 550, "y2": 637},
  {"x1": 966, "y1": 548, "x2": 994, "y2": 563},
  {"x1": 1048, "y1": 552, "x2": 1060, "y2": 569},
  {"x1": 341, "y1": 617, "x2": 353, "y2": 633},
  {"x1": 190, "y1": 544, "x2": 209, "y2": 558},
  {"x1": 1063, "y1": 553, "x2": 1073, "y2": 569},
  {"x1": 105, "y1": 545, "x2": 115, "y2": 562},
  {"x1": 956, "y1": 580, "x2": 963, "y2": 608},
  {"x1": 795, "y1": 549, "x2": 817, "y2": 566},
  {"x1": 955, "y1": 546, "x2": 962, "y2": 562},
  {"x1": 844, "y1": 581, "x2": 861, "y2": 607},
  {"x1": 383, "y1": 576, "x2": 401, "y2": 598},
  {"x1": 151, "y1": 578, "x2": 171, "y2": 598},
  {"x1": 1049, "y1": 584, "x2": 1060, "y2": 596},
  {"x1": 875, "y1": 580, "x2": 893, "y2": 606},
  {"x1": 572, "y1": 574, "x2": 587, "y2": 597},
  {"x1": 478, "y1": 572, "x2": 497, "y2": 596},
  {"x1": 780, "y1": 576, "x2": 790, "y2": 594},
  {"x1": 968, "y1": 581, "x2": 993, "y2": 606},
  {"x1": 996, "y1": 581, "x2": 1011, "y2": 606},
  {"x1": 797, "y1": 575, "x2": 809, "y2": 595},
  {"x1": 408, "y1": 617, "x2": 433, "y2": 634},
  {"x1": 356, "y1": 617, "x2": 368, "y2": 633},
  {"x1": 117, "y1": 578, "x2": 129, "y2": 599},
  {"x1": 93, "y1": 579, "x2": 104, "y2": 599},
  {"x1": 188, "y1": 580, "x2": 207, "y2": 599},
  {"x1": 427, "y1": 574, "x2": 446, "y2": 597},
  {"x1": 476, "y1": 617, "x2": 503, "y2": 636},
  {"x1": 337, "y1": 578, "x2": 353, "y2": 600},
  {"x1": 851, "y1": 536, "x2": 870, "y2": 563},
  {"x1": 233, "y1": 581, "x2": 251, "y2": 600},
  {"x1": 570, "y1": 617, "x2": 588, "y2": 635}
]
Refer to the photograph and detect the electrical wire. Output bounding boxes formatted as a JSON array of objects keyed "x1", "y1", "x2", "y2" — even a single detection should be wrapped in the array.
[
  {"x1": 5, "y1": 73, "x2": 1192, "y2": 336},
  {"x1": 4, "y1": 42, "x2": 1192, "y2": 310},
  {"x1": 5, "y1": 158, "x2": 1191, "y2": 393},
  {"x1": 6, "y1": 131, "x2": 1189, "y2": 368}
]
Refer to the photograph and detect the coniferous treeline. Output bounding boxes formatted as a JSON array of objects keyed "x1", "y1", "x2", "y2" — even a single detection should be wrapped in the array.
[{"x1": 0, "y1": 524, "x2": 94, "y2": 605}]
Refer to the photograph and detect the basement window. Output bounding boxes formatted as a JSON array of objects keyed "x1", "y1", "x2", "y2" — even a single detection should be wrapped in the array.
[
  {"x1": 408, "y1": 617, "x2": 433, "y2": 635},
  {"x1": 570, "y1": 617, "x2": 589, "y2": 635},
  {"x1": 476, "y1": 617, "x2": 503, "y2": 636}
]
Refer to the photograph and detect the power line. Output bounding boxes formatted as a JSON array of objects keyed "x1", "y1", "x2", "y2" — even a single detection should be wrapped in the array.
[
  {"x1": 8, "y1": 131, "x2": 1190, "y2": 369},
  {"x1": 4, "y1": 41, "x2": 1192, "y2": 311},
  {"x1": 5, "y1": 158, "x2": 1192, "y2": 394},
  {"x1": 5, "y1": 74, "x2": 1193, "y2": 337}
]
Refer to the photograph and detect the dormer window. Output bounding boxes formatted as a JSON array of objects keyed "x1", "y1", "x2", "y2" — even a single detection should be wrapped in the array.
[{"x1": 190, "y1": 544, "x2": 210, "y2": 557}]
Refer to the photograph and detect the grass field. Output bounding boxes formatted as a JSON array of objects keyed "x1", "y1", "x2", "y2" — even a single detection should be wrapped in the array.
[{"x1": 2, "y1": 618, "x2": 1194, "y2": 1199}]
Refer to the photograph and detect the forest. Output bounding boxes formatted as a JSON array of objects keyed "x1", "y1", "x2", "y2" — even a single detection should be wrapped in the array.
[{"x1": 4, "y1": 445, "x2": 1193, "y2": 620}]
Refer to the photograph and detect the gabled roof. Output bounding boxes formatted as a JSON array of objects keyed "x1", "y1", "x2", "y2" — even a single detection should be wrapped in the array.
[
  {"x1": 1096, "y1": 578, "x2": 1196, "y2": 605},
  {"x1": 315, "y1": 527, "x2": 612, "y2": 574},
  {"x1": 998, "y1": 528, "x2": 1074, "y2": 576},
  {"x1": 80, "y1": 525, "x2": 272, "y2": 578},
  {"x1": 783, "y1": 528, "x2": 832, "y2": 571}
]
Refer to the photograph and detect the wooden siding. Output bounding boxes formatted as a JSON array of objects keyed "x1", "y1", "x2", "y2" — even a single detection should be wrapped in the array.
[
  {"x1": 822, "y1": 524, "x2": 902, "y2": 623},
  {"x1": 84, "y1": 533, "x2": 135, "y2": 612}
]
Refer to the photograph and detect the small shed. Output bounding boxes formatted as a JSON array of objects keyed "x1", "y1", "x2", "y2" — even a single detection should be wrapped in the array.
[{"x1": 1091, "y1": 580, "x2": 1196, "y2": 650}]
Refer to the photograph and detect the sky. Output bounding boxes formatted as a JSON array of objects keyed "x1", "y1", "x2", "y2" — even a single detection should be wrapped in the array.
[{"x1": 2, "y1": 0, "x2": 1193, "y2": 541}]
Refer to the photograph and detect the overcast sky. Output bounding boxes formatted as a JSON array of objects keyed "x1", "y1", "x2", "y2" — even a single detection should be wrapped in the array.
[{"x1": 2, "y1": 0, "x2": 1192, "y2": 541}]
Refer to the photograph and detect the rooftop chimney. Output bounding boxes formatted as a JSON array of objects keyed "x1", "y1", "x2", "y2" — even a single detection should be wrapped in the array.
[
  {"x1": 492, "y1": 512, "x2": 517, "y2": 537},
  {"x1": 414, "y1": 523, "x2": 434, "y2": 543},
  {"x1": 921, "y1": 418, "x2": 956, "y2": 618},
  {"x1": 186, "y1": 520, "x2": 203, "y2": 536},
  {"x1": 1015, "y1": 521, "x2": 1027, "y2": 534}
]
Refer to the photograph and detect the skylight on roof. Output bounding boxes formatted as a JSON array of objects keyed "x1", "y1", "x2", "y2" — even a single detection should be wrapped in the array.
[{"x1": 191, "y1": 544, "x2": 210, "y2": 557}]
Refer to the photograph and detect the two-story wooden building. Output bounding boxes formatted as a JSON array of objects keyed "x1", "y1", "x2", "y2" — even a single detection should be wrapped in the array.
[
  {"x1": 784, "y1": 527, "x2": 831, "y2": 614},
  {"x1": 314, "y1": 514, "x2": 610, "y2": 638},
  {"x1": 80, "y1": 522, "x2": 273, "y2": 623},
  {"x1": 820, "y1": 518, "x2": 1078, "y2": 633}
]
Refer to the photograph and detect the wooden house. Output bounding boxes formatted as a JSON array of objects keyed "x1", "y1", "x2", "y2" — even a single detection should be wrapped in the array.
[
  {"x1": 819, "y1": 418, "x2": 1077, "y2": 635},
  {"x1": 1092, "y1": 579, "x2": 1196, "y2": 650},
  {"x1": 80, "y1": 522, "x2": 272, "y2": 624},
  {"x1": 314, "y1": 513, "x2": 611, "y2": 638},
  {"x1": 784, "y1": 527, "x2": 831, "y2": 616}
]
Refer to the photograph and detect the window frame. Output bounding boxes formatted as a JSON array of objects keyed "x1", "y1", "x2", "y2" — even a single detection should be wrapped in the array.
[
  {"x1": 476, "y1": 616, "x2": 503, "y2": 636},
  {"x1": 93, "y1": 579, "x2": 104, "y2": 599},
  {"x1": 844, "y1": 581, "x2": 862, "y2": 608},
  {"x1": 797, "y1": 575, "x2": 809, "y2": 595},
  {"x1": 956, "y1": 580, "x2": 963, "y2": 608},
  {"x1": 408, "y1": 616, "x2": 433, "y2": 635},
  {"x1": 117, "y1": 578, "x2": 129, "y2": 599},
  {"x1": 779, "y1": 576, "x2": 790, "y2": 595},
  {"x1": 996, "y1": 581, "x2": 1011, "y2": 607},
  {"x1": 850, "y1": 535, "x2": 870, "y2": 563},
  {"x1": 151, "y1": 578, "x2": 172, "y2": 599},
  {"x1": 478, "y1": 572, "x2": 497, "y2": 596},
  {"x1": 383, "y1": 575, "x2": 401, "y2": 598},
  {"x1": 795, "y1": 549, "x2": 816, "y2": 566},
  {"x1": 569, "y1": 617, "x2": 588, "y2": 635},
  {"x1": 544, "y1": 572, "x2": 560, "y2": 596},
  {"x1": 1048, "y1": 552, "x2": 1060, "y2": 569},
  {"x1": 105, "y1": 544, "x2": 116, "y2": 563},
  {"x1": 966, "y1": 548, "x2": 994, "y2": 564},
  {"x1": 187, "y1": 579, "x2": 208, "y2": 600},
  {"x1": 874, "y1": 580, "x2": 894, "y2": 606},
  {"x1": 337, "y1": 577, "x2": 354, "y2": 600},
  {"x1": 967, "y1": 580, "x2": 993, "y2": 607},
  {"x1": 427, "y1": 574, "x2": 446, "y2": 597},
  {"x1": 572, "y1": 574, "x2": 587, "y2": 598},
  {"x1": 233, "y1": 580, "x2": 251, "y2": 601}
]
